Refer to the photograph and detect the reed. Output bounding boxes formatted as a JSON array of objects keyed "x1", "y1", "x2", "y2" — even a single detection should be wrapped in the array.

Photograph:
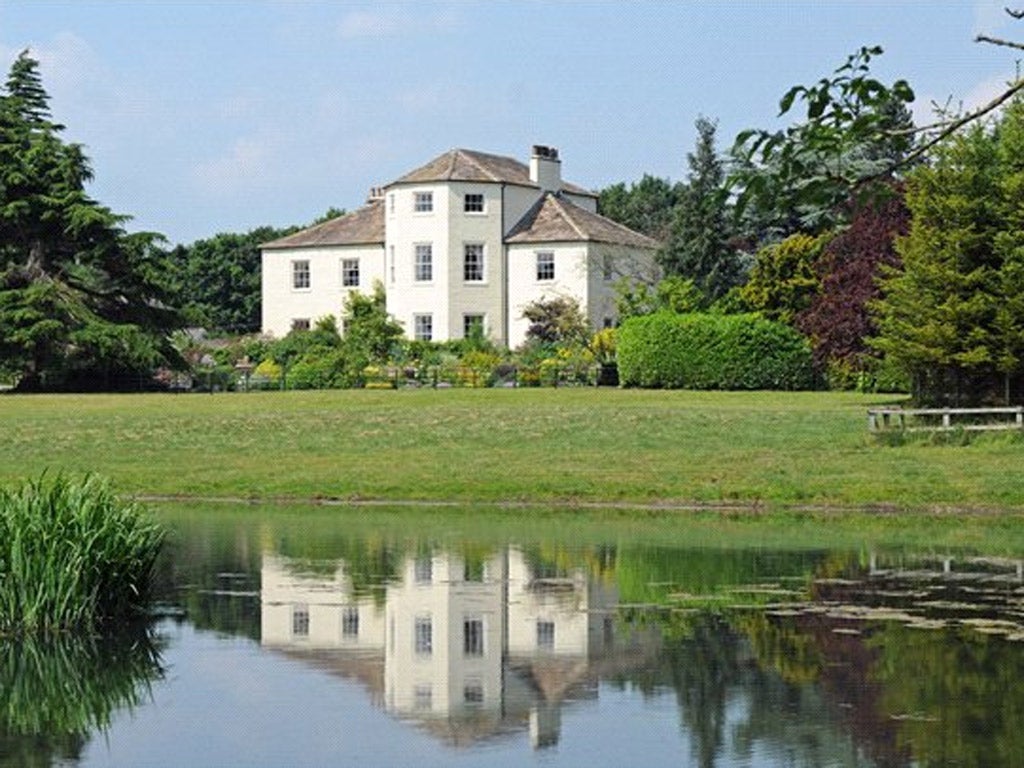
[{"x1": 0, "y1": 474, "x2": 165, "y2": 634}]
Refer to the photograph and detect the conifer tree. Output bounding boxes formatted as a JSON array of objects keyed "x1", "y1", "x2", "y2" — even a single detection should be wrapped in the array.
[
  {"x1": 0, "y1": 51, "x2": 182, "y2": 390},
  {"x1": 660, "y1": 117, "x2": 741, "y2": 303},
  {"x1": 872, "y1": 117, "x2": 1007, "y2": 403}
]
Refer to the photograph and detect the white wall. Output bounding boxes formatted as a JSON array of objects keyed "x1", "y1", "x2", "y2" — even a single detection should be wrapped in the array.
[
  {"x1": 384, "y1": 184, "x2": 452, "y2": 342},
  {"x1": 261, "y1": 244, "x2": 385, "y2": 338},
  {"x1": 260, "y1": 554, "x2": 386, "y2": 650},
  {"x1": 506, "y1": 241, "x2": 592, "y2": 349},
  {"x1": 444, "y1": 182, "x2": 507, "y2": 345}
]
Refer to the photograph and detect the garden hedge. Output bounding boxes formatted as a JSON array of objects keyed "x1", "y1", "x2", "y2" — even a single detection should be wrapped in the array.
[{"x1": 617, "y1": 312, "x2": 814, "y2": 390}]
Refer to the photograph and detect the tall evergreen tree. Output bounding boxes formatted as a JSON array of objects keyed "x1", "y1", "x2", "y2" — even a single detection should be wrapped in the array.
[
  {"x1": 872, "y1": 111, "x2": 1012, "y2": 404},
  {"x1": 0, "y1": 51, "x2": 182, "y2": 390},
  {"x1": 661, "y1": 117, "x2": 741, "y2": 303}
]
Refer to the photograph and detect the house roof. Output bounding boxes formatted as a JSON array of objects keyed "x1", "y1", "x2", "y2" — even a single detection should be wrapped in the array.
[
  {"x1": 388, "y1": 148, "x2": 597, "y2": 198},
  {"x1": 505, "y1": 193, "x2": 661, "y2": 249},
  {"x1": 261, "y1": 199, "x2": 385, "y2": 249}
]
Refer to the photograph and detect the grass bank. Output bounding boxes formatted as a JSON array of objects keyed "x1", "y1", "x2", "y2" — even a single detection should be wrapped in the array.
[{"x1": 0, "y1": 389, "x2": 1022, "y2": 510}]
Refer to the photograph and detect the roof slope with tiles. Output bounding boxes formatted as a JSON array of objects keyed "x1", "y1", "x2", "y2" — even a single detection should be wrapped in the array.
[
  {"x1": 389, "y1": 148, "x2": 596, "y2": 198},
  {"x1": 505, "y1": 193, "x2": 660, "y2": 248},
  {"x1": 261, "y1": 199, "x2": 385, "y2": 249}
]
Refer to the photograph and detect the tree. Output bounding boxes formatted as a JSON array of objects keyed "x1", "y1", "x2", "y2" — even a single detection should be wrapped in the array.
[
  {"x1": 598, "y1": 174, "x2": 682, "y2": 241},
  {"x1": 520, "y1": 296, "x2": 590, "y2": 348},
  {"x1": 871, "y1": 108, "x2": 1015, "y2": 404},
  {"x1": 0, "y1": 51, "x2": 182, "y2": 390},
  {"x1": 167, "y1": 226, "x2": 294, "y2": 333},
  {"x1": 731, "y1": 46, "x2": 916, "y2": 237},
  {"x1": 661, "y1": 117, "x2": 742, "y2": 302},
  {"x1": 739, "y1": 233, "x2": 828, "y2": 325},
  {"x1": 341, "y1": 280, "x2": 404, "y2": 364},
  {"x1": 796, "y1": 186, "x2": 910, "y2": 378}
]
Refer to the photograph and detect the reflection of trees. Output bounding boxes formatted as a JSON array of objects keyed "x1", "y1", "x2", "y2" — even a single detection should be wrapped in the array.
[
  {"x1": 871, "y1": 624, "x2": 1024, "y2": 767},
  {"x1": 664, "y1": 613, "x2": 742, "y2": 768},
  {"x1": 0, "y1": 627, "x2": 164, "y2": 766}
]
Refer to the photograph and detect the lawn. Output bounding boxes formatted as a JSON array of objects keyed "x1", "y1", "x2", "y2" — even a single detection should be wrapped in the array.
[{"x1": 0, "y1": 388, "x2": 1022, "y2": 511}]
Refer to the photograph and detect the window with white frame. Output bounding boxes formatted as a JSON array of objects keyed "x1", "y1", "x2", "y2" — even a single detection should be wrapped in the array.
[
  {"x1": 341, "y1": 258, "x2": 360, "y2": 287},
  {"x1": 414, "y1": 244, "x2": 433, "y2": 281},
  {"x1": 414, "y1": 314, "x2": 433, "y2": 342},
  {"x1": 292, "y1": 604, "x2": 310, "y2": 637},
  {"x1": 463, "y1": 681, "x2": 484, "y2": 705},
  {"x1": 463, "y1": 314, "x2": 485, "y2": 339},
  {"x1": 464, "y1": 193, "x2": 484, "y2": 213},
  {"x1": 292, "y1": 259, "x2": 310, "y2": 289},
  {"x1": 341, "y1": 606, "x2": 359, "y2": 638},
  {"x1": 603, "y1": 317, "x2": 615, "y2": 329},
  {"x1": 536, "y1": 620, "x2": 555, "y2": 651},
  {"x1": 291, "y1": 318, "x2": 310, "y2": 332},
  {"x1": 389, "y1": 245, "x2": 395, "y2": 284},
  {"x1": 536, "y1": 251, "x2": 555, "y2": 281},
  {"x1": 414, "y1": 684, "x2": 432, "y2": 710},
  {"x1": 463, "y1": 243, "x2": 484, "y2": 282},
  {"x1": 464, "y1": 618, "x2": 484, "y2": 657},
  {"x1": 414, "y1": 616, "x2": 433, "y2": 655},
  {"x1": 414, "y1": 555, "x2": 433, "y2": 583},
  {"x1": 602, "y1": 255, "x2": 614, "y2": 281},
  {"x1": 388, "y1": 193, "x2": 395, "y2": 214},
  {"x1": 414, "y1": 191, "x2": 433, "y2": 213}
]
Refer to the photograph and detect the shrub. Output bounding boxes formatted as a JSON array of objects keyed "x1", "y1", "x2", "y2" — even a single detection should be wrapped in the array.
[
  {"x1": 0, "y1": 474, "x2": 165, "y2": 634},
  {"x1": 617, "y1": 312, "x2": 814, "y2": 390}
]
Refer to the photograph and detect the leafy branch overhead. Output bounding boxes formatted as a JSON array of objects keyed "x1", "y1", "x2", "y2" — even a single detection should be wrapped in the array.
[{"x1": 733, "y1": 9, "x2": 1024, "y2": 235}]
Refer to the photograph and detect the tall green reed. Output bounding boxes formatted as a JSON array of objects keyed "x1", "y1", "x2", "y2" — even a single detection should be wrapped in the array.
[{"x1": 0, "y1": 474, "x2": 165, "y2": 634}]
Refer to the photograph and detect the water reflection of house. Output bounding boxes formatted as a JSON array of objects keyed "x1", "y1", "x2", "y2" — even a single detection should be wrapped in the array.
[
  {"x1": 260, "y1": 554, "x2": 387, "y2": 705},
  {"x1": 259, "y1": 547, "x2": 659, "y2": 748}
]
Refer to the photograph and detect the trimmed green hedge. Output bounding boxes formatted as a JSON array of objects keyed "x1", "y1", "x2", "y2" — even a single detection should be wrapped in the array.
[{"x1": 617, "y1": 312, "x2": 814, "y2": 390}]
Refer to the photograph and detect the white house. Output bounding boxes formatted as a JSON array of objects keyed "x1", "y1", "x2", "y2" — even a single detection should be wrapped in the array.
[{"x1": 261, "y1": 145, "x2": 659, "y2": 348}]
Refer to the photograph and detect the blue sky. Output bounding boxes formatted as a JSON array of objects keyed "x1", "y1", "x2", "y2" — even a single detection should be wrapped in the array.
[{"x1": 0, "y1": 1, "x2": 1019, "y2": 245}]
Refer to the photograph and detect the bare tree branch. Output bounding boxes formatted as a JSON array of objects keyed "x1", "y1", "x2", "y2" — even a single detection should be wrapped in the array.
[{"x1": 976, "y1": 33, "x2": 1024, "y2": 52}]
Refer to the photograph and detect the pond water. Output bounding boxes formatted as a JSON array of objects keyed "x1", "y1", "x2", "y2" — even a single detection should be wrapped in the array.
[{"x1": 5, "y1": 507, "x2": 1024, "y2": 767}]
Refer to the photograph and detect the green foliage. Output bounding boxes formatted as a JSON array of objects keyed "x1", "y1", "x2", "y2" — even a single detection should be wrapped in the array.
[
  {"x1": 520, "y1": 295, "x2": 590, "y2": 348},
  {"x1": 598, "y1": 174, "x2": 683, "y2": 241},
  {"x1": 342, "y1": 281, "x2": 404, "y2": 364},
  {"x1": 0, "y1": 52, "x2": 183, "y2": 391},
  {"x1": 872, "y1": 99, "x2": 1024, "y2": 404},
  {"x1": 661, "y1": 116, "x2": 743, "y2": 301},
  {"x1": 732, "y1": 46, "x2": 916, "y2": 236},
  {"x1": 739, "y1": 233, "x2": 829, "y2": 324},
  {"x1": 617, "y1": 311, "x2": 814, "y2": 390},
  {"x1": 166, "y1": 226, "x2": 295, "y2": 333},
  {"x1": 0, "y1": 629, "x2": 163, "y2": 739},
  {"x1": 0, "y1": 474, "x2": 165, "y2": 634},
  {"x1": 616, "y1": 275, "x2": 704, "y2": 320}
]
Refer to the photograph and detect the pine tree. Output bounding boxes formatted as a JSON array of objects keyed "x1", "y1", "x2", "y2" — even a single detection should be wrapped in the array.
[
  {"x1": 872, "y1": 120, "x2": 1005, "y2": 404},
  {"x1": 0, "y1": 51, "x2": 182, "y2": 390},
  {"x1": 660, "y1": 117, "x2": 741, "y2": 303}
]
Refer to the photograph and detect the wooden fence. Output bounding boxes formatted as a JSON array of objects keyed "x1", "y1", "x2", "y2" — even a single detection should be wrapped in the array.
[{"x1": 867, "y1": 406, "x2": 1024, "y2": 432}]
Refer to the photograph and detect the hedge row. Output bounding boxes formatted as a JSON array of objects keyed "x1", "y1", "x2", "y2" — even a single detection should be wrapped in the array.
[{"x1": 617, "y1": 312, "x2": 814, "y2": 390}]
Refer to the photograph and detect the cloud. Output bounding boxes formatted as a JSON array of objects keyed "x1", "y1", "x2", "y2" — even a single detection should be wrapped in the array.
[
  {"x1": 191, "y1": 133, "x2": 281, "y2": 197},
  {"x1": 972, "y1": 0, "x2": 1013, "y2": 37},
  {"x1": 912, "y1": 71, "x2": 1017, "y2": 127},
  {"x1": 337, "y1": 7, "x2": 461, "y2": 39}
]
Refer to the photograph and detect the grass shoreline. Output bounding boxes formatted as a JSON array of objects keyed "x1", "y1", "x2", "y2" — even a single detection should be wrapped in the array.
[{"x1": 1, "y1": 388, "x2": 1022, "y2": 511}]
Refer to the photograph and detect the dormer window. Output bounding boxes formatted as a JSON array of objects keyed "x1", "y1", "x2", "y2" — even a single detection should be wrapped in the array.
[{"x1": 414, "y1": 191, "x2": 433, "y2": 213}]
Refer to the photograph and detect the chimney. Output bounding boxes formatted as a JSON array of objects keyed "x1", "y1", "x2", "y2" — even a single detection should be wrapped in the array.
[
  {"x1": 366, "y1": 186, "x2": 384, "y2": 203},
  {"x1": 529, "y1": 145, "x2": 561, "y2": 192}
]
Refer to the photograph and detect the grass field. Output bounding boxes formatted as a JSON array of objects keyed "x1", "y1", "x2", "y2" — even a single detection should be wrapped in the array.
[{"x1": 0, "y1": 388, "x2": 1022, "y2": 511}]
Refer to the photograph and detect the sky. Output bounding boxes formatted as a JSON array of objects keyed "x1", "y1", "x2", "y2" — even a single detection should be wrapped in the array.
[{"x1": 0, "y1": 1, "x2": 1020, "y2": 246}]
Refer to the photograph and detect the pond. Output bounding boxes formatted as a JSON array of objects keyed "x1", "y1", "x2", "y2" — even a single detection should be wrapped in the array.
[{"x1": 5, "y1": 505, "x2": 1024, "y2": 767}]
